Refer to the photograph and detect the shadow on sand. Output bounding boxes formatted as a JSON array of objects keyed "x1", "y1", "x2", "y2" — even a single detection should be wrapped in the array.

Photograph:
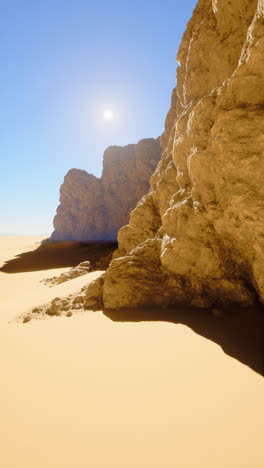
[
  {"x1": 0, "y1": 241, "x2": 117, "y2": 273},
  {"x1": 2, "y1": 241, "x2": 263, "y2": 376},
  {"x1": 103, "y1": 305, "x2": 264, "y2": 377}
]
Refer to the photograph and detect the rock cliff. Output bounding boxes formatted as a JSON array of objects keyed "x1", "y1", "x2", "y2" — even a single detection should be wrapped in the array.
[
  {"x1": 85, "y1": 0, "x2": 264, "y2": 309},
  {"x1": 50, "y1": 138, "x2": 162, "y2": 241}
]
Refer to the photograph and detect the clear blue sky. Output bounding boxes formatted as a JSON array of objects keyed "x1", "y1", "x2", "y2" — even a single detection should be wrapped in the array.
[{"x1": 1, "y1": 0, "x2": 197, "y2": 235}]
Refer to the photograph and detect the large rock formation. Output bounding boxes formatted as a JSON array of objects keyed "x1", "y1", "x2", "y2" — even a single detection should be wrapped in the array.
[
  {"x1": 50, "y1": 138, "x2": 162, "y2": 241},
  {"x1": 85, "y1": 0, "x2": 264, "y2": 309}
]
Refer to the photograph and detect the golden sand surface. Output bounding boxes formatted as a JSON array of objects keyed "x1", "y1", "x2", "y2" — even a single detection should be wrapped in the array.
[{"x1": 1, "y1": 236, "x2": 264, "y2": 468}]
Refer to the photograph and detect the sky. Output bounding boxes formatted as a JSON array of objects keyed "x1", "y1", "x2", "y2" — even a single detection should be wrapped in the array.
[{"x1": 1, "y1": 0, "x2": 197, "y2": 235}]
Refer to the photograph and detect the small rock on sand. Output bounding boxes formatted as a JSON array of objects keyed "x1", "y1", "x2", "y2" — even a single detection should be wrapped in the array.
[{"x1": 23, "y1": 316, "x2": 31, "y2": 323}]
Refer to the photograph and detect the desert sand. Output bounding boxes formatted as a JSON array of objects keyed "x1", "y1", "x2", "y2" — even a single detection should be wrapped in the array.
[{"x1": 1, "y1": 236, "x2": 264, "y2": 468}]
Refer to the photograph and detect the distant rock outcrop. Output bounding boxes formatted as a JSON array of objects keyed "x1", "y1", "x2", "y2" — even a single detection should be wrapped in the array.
[
  {"x1": 84, "y1": 0, "x2": 264, "y2": 309},
  {"x1": 50, "y1": 138, "x2": 162, "y2": 241}
]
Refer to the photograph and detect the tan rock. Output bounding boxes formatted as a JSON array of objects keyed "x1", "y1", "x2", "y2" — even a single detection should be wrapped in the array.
[
  {"x1": 43, "y1": 261, "x2": 91, "y2": 286},
  {"x1": 73, "y1": 295, "x2": 84, "y2": 304},
  {"x1": 86, "y1": 0, "x2": 263, "y2": 310},
  {"x1": 23, "y1": 316, "x2": 31, "y2": 323},
  {"x1": 47, "y1": 299, "x2": 61, "y2": 316},
  {"x1": 36, "y1": 0, "x2": 264, "y2": 314},
  {"x1": 83, "y1": 274, "x2": 105, "y2": 309},
  {"x1": 50, "y1": 139, "x2": 161, "y2": 241}
]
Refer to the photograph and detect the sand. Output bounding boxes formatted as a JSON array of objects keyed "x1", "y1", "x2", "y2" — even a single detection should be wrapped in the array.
[{"x1": 1, "y1": 236, "x2": 264, "y2": 468}]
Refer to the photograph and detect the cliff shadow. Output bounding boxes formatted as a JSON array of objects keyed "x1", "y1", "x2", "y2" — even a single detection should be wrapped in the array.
[
  {"x1": 0, "y1": 241, "x2": 117, "y2": 273},
  {"x1": 103, "y1": 305, "x2": 264, "y2": 377}
]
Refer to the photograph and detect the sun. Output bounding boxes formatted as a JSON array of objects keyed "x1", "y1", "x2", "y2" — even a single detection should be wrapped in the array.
[{"x1": 103, "y1": 109, "x2": 114, "y2": 121}]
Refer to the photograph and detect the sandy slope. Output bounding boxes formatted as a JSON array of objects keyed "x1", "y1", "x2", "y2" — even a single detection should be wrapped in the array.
[{"x1": 1, "y1": 237, "x2": 264, "y2": 468}]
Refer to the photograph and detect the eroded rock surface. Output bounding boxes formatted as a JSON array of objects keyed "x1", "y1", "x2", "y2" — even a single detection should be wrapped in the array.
[
  {"x1": 22, "y1": 273, "x2": 105, "y2": 323},
  {"x1": 28, "y1": 0, "x2": 264, "y2": 320},
  {"x1": 50, "y1": 139, "x2": 161, "y2": 241},
  {"x1": 86, "y1": 0, "x2": 264, "y2": 309},
  {"x1": 42, "y1": 261, "x2": 91, "y2": 287}
]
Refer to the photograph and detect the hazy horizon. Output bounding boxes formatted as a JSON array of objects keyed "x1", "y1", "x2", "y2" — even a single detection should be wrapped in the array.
[
  {"x1": 1, "y1": 0, "x2": 197, "y2": 235},
  {"x1": 0, "y1": 233, "x2": 49, "y2": 236}
]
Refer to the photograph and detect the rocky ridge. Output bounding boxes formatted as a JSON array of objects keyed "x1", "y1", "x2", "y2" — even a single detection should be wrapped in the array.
[
  {"x1": 25, "y1": 0, "x2": 264, "y2": 322},
  {"x1": 42, "y1": 261, "x2": 91, "y2": 287},
  {"x1": 50, "y1": 138, "x2": 162, "y2": 241},
  {"x1": 85, "y1": 0, "x2": 264, "y2": 310}
]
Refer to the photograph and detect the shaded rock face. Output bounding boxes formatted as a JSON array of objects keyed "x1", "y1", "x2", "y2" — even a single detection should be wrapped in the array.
[
  {"x1": 91, "y1": 0, "x2": 264, "y2": 309},
  {"x1": 50, "y1": 138, "x2": 162, "y2": 241}
]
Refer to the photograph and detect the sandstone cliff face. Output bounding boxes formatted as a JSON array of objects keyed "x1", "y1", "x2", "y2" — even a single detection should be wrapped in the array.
[
  {"x1": 87, "y1": 0, "x2": 264, "y2": 309},
  {"x1": 50, "y1": 138, "x2": 162, "y2": 241}
]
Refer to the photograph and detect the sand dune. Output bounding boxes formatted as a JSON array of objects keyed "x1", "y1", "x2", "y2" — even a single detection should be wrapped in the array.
[{"x1": 1, "y1": 237, "x2": 264, "y2": 468}]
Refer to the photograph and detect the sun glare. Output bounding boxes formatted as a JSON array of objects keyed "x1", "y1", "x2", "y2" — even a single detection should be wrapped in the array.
[{"x1": 103, "y1": 109, "x2": 114, "y2": 121}]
